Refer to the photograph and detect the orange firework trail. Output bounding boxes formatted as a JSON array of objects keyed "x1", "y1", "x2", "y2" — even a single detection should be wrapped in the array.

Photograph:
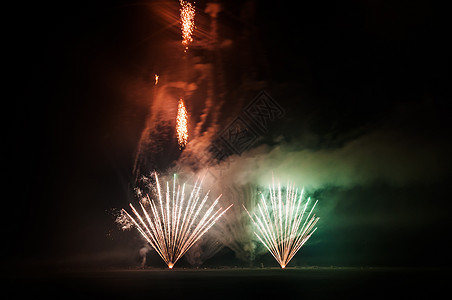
[
  {"x1": 176, "y1": 99, "x2": 188, "y2": 149},
  {"x1": 243, "y1": 179, "x2": 320, "y2": 268},
  {"x1": 180, "y1": 0, "x2": 195, "y2": 51},
  {"x1": 122, "y1": 173, "x2": 233, "y2": 269}
]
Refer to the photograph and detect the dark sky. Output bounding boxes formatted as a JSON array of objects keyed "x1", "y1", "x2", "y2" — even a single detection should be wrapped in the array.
[{"x1": 7, "y1": 0, "x2": 452, "y2": 269}]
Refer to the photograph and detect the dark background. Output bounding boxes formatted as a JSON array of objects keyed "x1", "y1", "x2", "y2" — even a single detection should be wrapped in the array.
[{"x1": 6, "y1": 0, "x2": 451, "y2": 271}]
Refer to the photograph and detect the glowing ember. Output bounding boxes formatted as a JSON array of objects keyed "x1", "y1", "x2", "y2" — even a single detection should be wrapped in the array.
[
  {"x1": 180, "y1": 0, "x2": 195, "y2": 51},
  {"x1": 154, "y1": 74, "x2": 159, "y2": 85},
  {"x1": 121, "y1": 173, "x2": 233, "y2": 269},
  {"x1": 176, "y1": 99, "x2": 188, "y2": 149},
  {"x1": 243, "y1": 179, "x2": 320, "y2": 269}
]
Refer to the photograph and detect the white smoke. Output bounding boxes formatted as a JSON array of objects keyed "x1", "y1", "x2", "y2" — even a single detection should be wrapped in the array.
[{"x1": 203, "y1": 127, "x2": 449, "y2": 191}]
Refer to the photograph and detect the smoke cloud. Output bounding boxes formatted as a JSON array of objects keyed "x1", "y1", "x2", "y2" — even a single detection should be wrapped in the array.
[{"x1": 202, "y1": 126, "x2": 449, "y2": 191}]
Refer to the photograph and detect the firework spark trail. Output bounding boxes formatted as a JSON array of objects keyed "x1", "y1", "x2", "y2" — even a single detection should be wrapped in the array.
[
  {"x1": 243, "y1": 179, "x2": 320, "y2": 268},
  {"x1": 122, "y1": 173, "x2": 233, "y2": 269},
  {"x1": 180, "y1": 0, "x2": 195, "y2": 51},
  {"x1": 176, "y1": 99, "x2": 188, "y2": 149}
]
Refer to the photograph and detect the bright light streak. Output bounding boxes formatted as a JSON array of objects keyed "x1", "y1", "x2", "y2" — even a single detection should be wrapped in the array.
[
  {"x1": 243, "y1": 179, "x2": 320, "y2": 269},
  {"x1": 155, "y1": 74, "x2": 159, "y2": 85},
  {"x1": 122, "y1": 173, "x2": 233, "y2": 269},
  {"x1": 180, "y1": 0, "x2": 195, "y2": 51},
  {"x1": 176, "y1": 99, "x2": 188, "y2": 149}
]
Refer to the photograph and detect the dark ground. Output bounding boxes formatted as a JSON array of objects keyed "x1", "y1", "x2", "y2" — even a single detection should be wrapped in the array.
[{"x1": 6, "y1": 267, "x2": 448, "y2": 299}]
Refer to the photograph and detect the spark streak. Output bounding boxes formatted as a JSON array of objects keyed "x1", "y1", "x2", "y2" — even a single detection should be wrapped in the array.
[
  {"x1": 122, "y1": 173, "x2": 233, "y2": 269},
  {"x1": 180, "y1": 0, "x2": 195, "y2": 51},
  {"x1": 176, "y1": 99, "x2": 188, "y2": 149},
  {"x1": 243, "y1": 179, "x2": 320, "y2": 268}
]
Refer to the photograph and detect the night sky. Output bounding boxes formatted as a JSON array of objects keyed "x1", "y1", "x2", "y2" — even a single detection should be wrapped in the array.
[{"x1": 7, "y1": 0, "x2": 452, "y2": 271}]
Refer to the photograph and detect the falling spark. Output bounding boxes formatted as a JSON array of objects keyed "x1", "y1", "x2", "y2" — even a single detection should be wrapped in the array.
[
  {"x1": 176, "y1": 99, "x2": 188, "y2": 149},
  {"x1": 180, "y1": 0, "x2": 195, "y2": 51},
  {"x1": 122, "y1": 173, "x2": 233, "y2": 269},
  {"x1": 243, "y1": 179, "x2": 320, "y2": 269},
  {"x1": 154, "y1": 74, "x2": 159, "y2": 85}
]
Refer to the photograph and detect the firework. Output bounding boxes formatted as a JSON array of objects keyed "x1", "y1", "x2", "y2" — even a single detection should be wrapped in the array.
[
  {"x1": 122, "y1": 173, "x2": 233, "y2": 269},
  {"x1": 176, "y1": 99, "x2": 188, "y2": 149},
  {"x1": 180, "y1": 0, "x2": 195, "y2": 51},
  {"x1": 243, "y1": 179, "x2": 320, "y2": 268}
]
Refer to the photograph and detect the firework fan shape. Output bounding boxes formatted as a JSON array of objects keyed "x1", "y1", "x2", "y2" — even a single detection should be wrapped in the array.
[
  {"x1": 122, "y1": 173, "x2": 233, "y2": 269},
  {"x1": 244, "y1": 179, "x2": 320, "y2": 268}
]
